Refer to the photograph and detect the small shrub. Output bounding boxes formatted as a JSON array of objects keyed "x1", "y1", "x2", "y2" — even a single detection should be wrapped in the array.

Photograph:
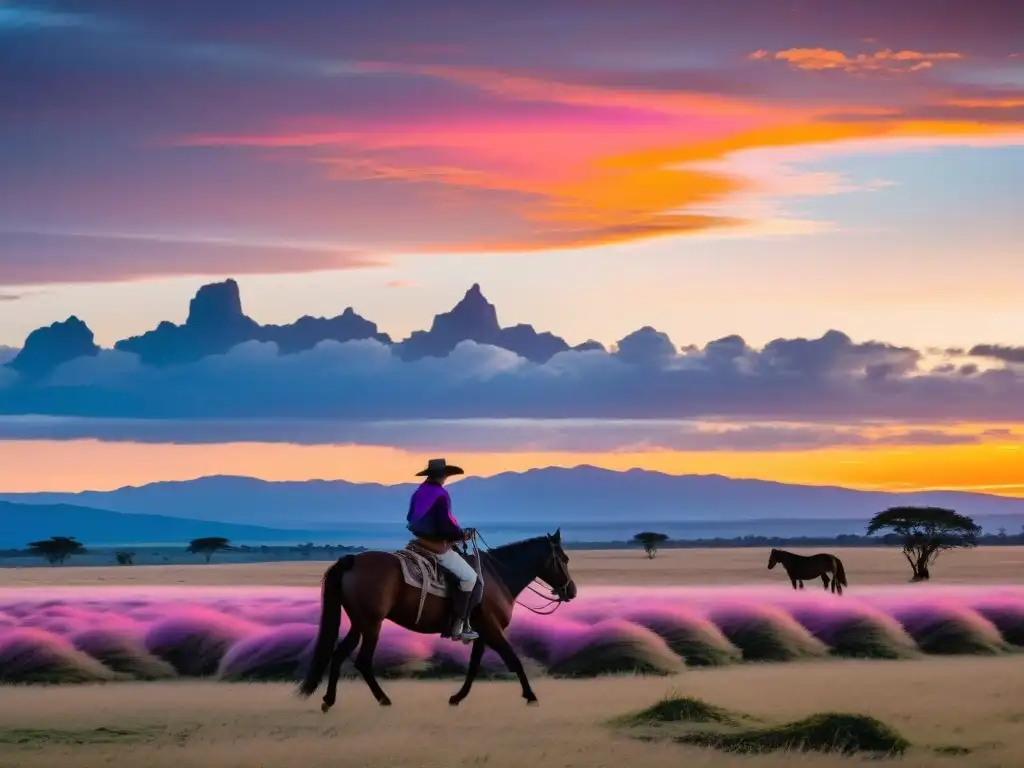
[{"x1": 679, "y1": 712, "x2": 910, "y2": 755}]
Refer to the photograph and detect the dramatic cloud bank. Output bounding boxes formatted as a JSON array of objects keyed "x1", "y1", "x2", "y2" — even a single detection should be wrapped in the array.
[{"x1": 0, "y1": 328, "x2": 1021, "y2": 450}]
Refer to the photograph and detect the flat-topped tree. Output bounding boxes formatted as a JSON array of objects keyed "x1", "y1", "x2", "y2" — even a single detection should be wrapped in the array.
[
  {"x1": 633, "y1": 531, "x2": 670, "y2": 559},
  {"x1": 27, "y1": 536, "x2": 86, "y2": 565},
  {"x1": 867, "y1": 507, "x2": 981, "y2": 581},
  {"x1": 186, "y1": 536, "x2": 233, "y2": 563}
]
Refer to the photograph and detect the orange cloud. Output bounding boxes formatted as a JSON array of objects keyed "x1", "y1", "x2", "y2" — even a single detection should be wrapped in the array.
[
  {"x1": 944, "y1": 97, "x2": 1024, "y2": 109},
  {"x1": 184, "y1": 60, "x2": 1023, "y2": 255},
  {"x1": 752, "y1": 47, "x2": 964, "y2": 73}
]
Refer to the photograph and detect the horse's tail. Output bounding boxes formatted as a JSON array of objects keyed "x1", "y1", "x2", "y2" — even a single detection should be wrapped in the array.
[
  {"x1": 297, "y1": 555, "x2": 355, "y2": 698},
  {"x1": 834, "y1": 556, "x2": 848, "y2": 589}
]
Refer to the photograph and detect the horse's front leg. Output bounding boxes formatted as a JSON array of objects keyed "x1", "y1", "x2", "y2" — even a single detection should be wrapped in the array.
[
  {"x1": 487, "y1": 630, "x2": 537, "y2": 705},
  {"x1": 449, "y1": 637, "x2": 485, "y2": 706}
]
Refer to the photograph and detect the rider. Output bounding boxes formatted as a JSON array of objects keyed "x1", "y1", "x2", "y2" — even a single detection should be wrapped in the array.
[{"x1": 406, "y1": 458, "x2": 480, "y2": 642}]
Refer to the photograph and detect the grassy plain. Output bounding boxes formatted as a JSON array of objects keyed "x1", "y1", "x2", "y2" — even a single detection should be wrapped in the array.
[
  {"x1": 2, "y1": 547, "x2": 1023, "y2": 767},
  {"x1": 1, "y1": 659, "x2": 1023, "y2": 768},
  {"x1": 5, "y1": 545, "x2": 1024, "y2": 587}
]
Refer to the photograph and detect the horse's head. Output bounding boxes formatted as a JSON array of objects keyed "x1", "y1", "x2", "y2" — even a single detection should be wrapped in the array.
[
  {"x1": 767, "y1": 548, "x2": 780, "y2": 570},
  {"x1": 540, "y1": 528, "x2": 577, "y2": 602}
]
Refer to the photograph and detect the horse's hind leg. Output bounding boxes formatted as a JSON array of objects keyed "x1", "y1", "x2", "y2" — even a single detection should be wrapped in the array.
[
  {"x1": 352, "y1": 620, "x2": 391, "y2": 706},
  {"x1": 798, "y1": 580, "x2": 805, "y2": 589},
  {"x1": 487, "y1": 630, "x2": 538, "y2": 705},
  {"x1": 821, "y1": 574, "x2": 831, "y2": 592},
  {"x1": 321, "y1": 627, "x2": 361, "y2": 713},
  {"x1": 449, "y1": 637, "x2": 485, "y2": 706}
]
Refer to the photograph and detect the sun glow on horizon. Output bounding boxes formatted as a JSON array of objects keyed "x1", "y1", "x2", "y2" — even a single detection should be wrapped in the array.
[{"x1": 2, "y1": 438, "x2": 1022, "y2": 498}]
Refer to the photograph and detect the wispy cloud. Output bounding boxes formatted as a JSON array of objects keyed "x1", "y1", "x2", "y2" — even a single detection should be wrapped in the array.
[{"x1": 750, "y1": 48, "x2": 965, "y2": 74}]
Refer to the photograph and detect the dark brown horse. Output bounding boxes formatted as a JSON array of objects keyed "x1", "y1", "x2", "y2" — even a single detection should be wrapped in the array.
[
  {"x1": 767, "y1": 548, "x2": 848, "y2": 594},
  {"x1": 297, "y1": 530, "x2": 577, "y2": 710}
]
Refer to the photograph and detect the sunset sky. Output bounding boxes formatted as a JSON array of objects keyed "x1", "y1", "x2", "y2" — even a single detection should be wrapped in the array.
[{"x1": 1, "y1": 0, "x2": 1022, "y2": 494}]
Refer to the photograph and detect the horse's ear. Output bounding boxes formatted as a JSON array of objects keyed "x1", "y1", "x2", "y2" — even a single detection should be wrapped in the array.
[{"x1": 552, "y1": 527, "x2": 561, "y2": 543}]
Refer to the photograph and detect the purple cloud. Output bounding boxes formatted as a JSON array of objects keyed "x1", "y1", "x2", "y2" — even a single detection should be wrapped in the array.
[{"x1": 0, "y1": 231, "x2": 380, "y2": 286}]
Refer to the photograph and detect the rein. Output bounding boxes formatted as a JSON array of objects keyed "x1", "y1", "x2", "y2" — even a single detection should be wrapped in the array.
[{"x1": 466, "y1": 531, "x2": 568, "y2": 616}]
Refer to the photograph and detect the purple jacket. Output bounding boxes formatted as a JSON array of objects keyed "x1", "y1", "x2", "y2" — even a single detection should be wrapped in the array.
[{"x1": 406, "y1": 481, "x2": 464, "y2": 542}]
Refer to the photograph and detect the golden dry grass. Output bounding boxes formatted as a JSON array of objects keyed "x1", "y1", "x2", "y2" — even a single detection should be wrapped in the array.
[
  {"x1": 6, "y1": 545, "x2": 1024, "y2": 587},
  {"x1": 4, "y1": 547, "x2": 1024, "y2": 766},
  {"x1": 1, "y1": 658, "x2": 1023, "y2": 767}
]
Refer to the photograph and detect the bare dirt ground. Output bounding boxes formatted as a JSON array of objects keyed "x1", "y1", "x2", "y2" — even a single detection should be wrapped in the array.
[
  {"x1": 5, "y1": 545, "x2": 1024, "y2": 587},
  {"x1": 1, "y1": 658, "x2": 1022, "y2": 768}
]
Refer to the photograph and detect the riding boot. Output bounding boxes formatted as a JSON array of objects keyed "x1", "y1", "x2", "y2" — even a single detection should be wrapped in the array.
[{"x1": 450, "y1": 589, "x2": 479, "y2": 643}]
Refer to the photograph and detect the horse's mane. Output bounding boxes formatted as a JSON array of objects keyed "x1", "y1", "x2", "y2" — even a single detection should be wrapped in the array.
[{"x1": 485, "y1": 535, "x2": 549, "y2": 556}]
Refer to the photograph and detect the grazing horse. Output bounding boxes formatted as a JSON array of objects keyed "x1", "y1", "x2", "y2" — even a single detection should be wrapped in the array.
[
  {"x1": 298, "y1": 530, "x2": 577, "y2": 710},
  {"x1": 767, "y1": 548, "x2": 848, "y2": 594}
]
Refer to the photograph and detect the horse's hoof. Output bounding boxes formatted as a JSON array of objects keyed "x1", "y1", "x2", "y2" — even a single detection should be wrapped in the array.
[
  {"x1": 320, "y1": 702, "x2": 331, "y2": 713},
  {"x1": 526, "y1": 698, "x2": 539, "y2": 707},
  {"x1": 449, "y1": 696, "x2": 462, "y2": 707},
  {"x1": 379, "y1": 698, "x2": 392, "y2": 707}
]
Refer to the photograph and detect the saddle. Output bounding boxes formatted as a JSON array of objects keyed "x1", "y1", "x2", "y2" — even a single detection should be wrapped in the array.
[{"x1": 393, "y1": 540, "x2": 482, "y2": 629}]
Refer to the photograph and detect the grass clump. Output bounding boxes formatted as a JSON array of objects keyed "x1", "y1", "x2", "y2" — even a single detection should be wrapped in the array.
[
  {"x1": 630, "y1": 611, "x2": 742, "y2": 667},
  {"x1": 613, "y1": 694, "x2": 747, "y2": 728},
  {"x1": 900, "y1": 611, "x2": 1009, "y2": 656},
  {"x1": 826, "y1": 617, "x2": 919, "y2": 660},
  {"x1": 679, "y1": 712, "x2": 910, "y2": 756},
  {"x1": 547, "y1": 621, "x2": 685, "y2": 678},
  {"x1": 715, "y1": 612, "x2": 828, "y2": 662}
]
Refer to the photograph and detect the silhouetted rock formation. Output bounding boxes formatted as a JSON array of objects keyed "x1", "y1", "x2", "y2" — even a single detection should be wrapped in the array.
[
  {"x1": 114, "y1": 279, "x2": 389, "y2": 365},
  {"x1": 115, "y1": 279, "x2": 260, "y2": 366},
  {"x1": 13, "y1": 279, "x2": 579, "y2": 368},
  {"x1": 260, "y1": 309, "x2": 391, "y2": 354},
  {"x1": 7, "y1": 316, "x2": 99, "y2": 377},
  {"x1": 395, "y1": 283, "x2": 571, "y2": 363}
]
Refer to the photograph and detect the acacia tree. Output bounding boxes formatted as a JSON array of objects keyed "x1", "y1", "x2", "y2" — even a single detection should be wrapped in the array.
[
  {"x1": 866, "y1": 507, "x2": 981, "y2": 581},
  {"x1": 27, "y1": 536, "x2": 86, "y2": 565},
  {"x1": 633, "y1": 531, "x2": 670, "y2": 559},
  {"x1": 186, "y1": 536, "x2": 233, "y2": 563}
]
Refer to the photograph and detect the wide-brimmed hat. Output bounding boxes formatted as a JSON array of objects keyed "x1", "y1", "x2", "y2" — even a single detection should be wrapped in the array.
[{"x1": 416, "y1": 458, "x2": 465, "y2": 478}]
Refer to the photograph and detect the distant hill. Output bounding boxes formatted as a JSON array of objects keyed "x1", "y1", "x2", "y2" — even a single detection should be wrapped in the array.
[
  {"x1": 0, "y1": 500, "x2": 327, "y2": 548},
  {"x1": 3, "y1": 467, "x2": 1023, "y2": 537}
]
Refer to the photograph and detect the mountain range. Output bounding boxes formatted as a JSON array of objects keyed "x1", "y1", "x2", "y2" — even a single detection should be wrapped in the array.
[
  {"x1": 6, "y1": 279, "x2": 604, "y2": 376},
  {"x1": 2, "y1": 468, "x2": 1022, "y2": 547},
  {"x1": 0, "y1": 500, "x2": 323, "y2": 549}
]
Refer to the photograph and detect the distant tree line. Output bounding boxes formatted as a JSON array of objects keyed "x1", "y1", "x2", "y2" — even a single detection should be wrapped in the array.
[
  {"x1": 3, "y1": 537, "x2": 364, "y2": 566},
  {"x1": 618, "y1": 527, "x2": 1024, "y2": 553}
]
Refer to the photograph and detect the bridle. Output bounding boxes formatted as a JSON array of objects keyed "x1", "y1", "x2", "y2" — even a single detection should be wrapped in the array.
[{"x1": 467, "y1": 531, "x2": 574, "y2": 616}]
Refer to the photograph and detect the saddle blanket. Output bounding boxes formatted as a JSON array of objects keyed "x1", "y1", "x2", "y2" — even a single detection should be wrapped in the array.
[{"x1": 393, "y1": 541, "x2": 483, "y2": 625}]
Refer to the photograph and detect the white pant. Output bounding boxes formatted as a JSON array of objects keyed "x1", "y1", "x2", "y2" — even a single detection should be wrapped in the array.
[{"x1": 435, "y1": 549, "x2": 478, "y2": 591}]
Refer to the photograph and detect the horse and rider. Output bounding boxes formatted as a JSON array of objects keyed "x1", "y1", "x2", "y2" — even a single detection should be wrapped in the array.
[{"x1": 299, "y1": 458, "x2": 578, "y2": 710}]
